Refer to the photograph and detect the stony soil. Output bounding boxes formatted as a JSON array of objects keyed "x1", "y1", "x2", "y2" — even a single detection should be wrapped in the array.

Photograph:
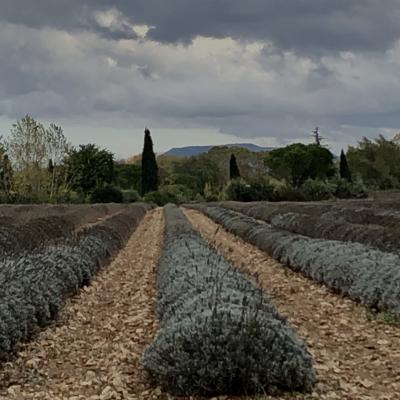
[{"x1": 184, "y1": 208, "x2": 400, "y2": 400}]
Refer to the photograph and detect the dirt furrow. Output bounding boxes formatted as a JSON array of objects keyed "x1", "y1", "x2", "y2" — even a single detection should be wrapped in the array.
[
  {"x1": 0, "y1": 208, "x2": 164, "y2": 400},
  {"x1": 184, "y1": 208, "x2": 400, "y2": 400}
]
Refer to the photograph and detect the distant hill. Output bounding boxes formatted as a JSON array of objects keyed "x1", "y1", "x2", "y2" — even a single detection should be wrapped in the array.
[{"x1": 164, "y1": 143, "x2": 275, "y2": 157}]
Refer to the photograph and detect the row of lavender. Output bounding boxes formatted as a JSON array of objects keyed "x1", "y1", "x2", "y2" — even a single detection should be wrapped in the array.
[
  {"x1": 216, "y1": 201, "x2": 400, "y2": 253},
  {"x1": 0, "y1": 204, "x2": 151, "y2": 353},
  {"x1": 0, "y1": 204, "x2": 133, "y2": 256},
  {"x1": 141, "y1": 205, "x2": 316, "y2": 396},
  {"x1": 188, "y1": 205, "x2": 400, "y2": 319}
]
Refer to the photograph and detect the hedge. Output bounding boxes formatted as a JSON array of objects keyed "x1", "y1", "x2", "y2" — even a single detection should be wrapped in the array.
[
  {"x1": 141, "y1": 204, "x2": 316, "y2": 396},
  {"x1": 0, "y1": 204, "x2": 151, "y2": 353},
  {"x1": 189, "y1": 205, "x2": 400, "y2": 319}
]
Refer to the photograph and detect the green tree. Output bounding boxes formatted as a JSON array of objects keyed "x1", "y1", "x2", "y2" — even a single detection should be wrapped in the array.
[
  {"x1": 141, "y1": 128, "x2": 158, "y2": 195},
  {"x1": 347, "y1": 135, "x2": 400, "y2": 189},
  {"x1": 339, "y1": 149, "x2": 352, "y2": 182},
  {"x1": 66, "y1": 144, "x2": 114, "y2": 196},
  {"x1": 113, "y1": 163, "x2": 141, "y2": 191},
  {"x1": 265, "y1": 143, "x2": 335, "y2": 187},
  {"x1": 5, "y1": 115, "x2": 70, "y2": 201},
  {"x1": 229, "y1": 153, "x2": 241, "y2": 179},
  {"x1": 170, "y1": 156, "x2": 220, "y2": 195}
]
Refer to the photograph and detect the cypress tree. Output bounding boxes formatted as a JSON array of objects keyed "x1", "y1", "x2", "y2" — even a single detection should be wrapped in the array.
[
  {"x1": 229, "y1": 153, "x2": 241, "y2": 180},
  {"x1": 141, "y1": 128, "x2": 158, "y2": 195},
  {"x1": 48, "y1": 158, "x2": 54, "y2": 173},
  {"x1": 339, "y1": 149, "x2": 352, "y2": 182}
]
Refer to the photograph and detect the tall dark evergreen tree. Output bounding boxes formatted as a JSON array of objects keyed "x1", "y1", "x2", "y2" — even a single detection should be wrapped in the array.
[
  {"x1": 229, "y1": 153, "x2": 241, "y2": 180},
  {"x1": 48, "y1": 158, "x2": 54, "y2": 173},
  {"x1": 339, "y1": 149, "x2": 352, "y2": 182},
  {"x1": 141, "y1": 128, "x2": 158, "y2": 195}
]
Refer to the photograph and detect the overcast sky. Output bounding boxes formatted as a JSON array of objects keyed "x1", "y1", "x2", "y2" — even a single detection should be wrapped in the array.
[{"x1": 1, "y1": 1, "x2": 400, "y2": 158}]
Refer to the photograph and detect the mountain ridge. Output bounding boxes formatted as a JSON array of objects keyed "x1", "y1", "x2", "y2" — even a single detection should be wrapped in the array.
[{"x1": 164, "y1": 143, "x2": 275, "y2": 157}]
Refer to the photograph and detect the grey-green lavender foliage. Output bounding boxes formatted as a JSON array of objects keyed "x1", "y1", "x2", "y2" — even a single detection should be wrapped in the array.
[
  {"x1": 0, "y1": 204, "x2": 150, "y2": 353},
  {"x1": 217, "y1": 201, "x2": 400, "y2": 253},
  {"x1": 191, "y1": 205, "x2": 400, "y2": 319},
  {"x1": 141, "y1": 204, "x2": 316, "y2": 396},
  {"x1": 0, "y1": 216, "x2": 75, "y2": 256}
]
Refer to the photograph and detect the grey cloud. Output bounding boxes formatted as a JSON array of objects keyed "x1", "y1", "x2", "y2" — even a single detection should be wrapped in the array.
[
  {"x1": 1, "y1": 1, "x2": 400, "y2": 53},
  {"x1": 1, "y1": 1, "x2": 400, "y2": 154}
]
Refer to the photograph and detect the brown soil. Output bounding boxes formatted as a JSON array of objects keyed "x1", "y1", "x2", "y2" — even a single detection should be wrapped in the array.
[
  {"x1": 184, "y1": 208, "x2": 400, "y2": 400},
  {"x1": 0, "y1": 208, "x2": 164, "y2": 400}
]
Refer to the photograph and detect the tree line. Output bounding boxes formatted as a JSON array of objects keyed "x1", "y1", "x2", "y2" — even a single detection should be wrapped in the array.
[{"x1": 0, "y1": 115, "x2": 399, "y2": 204}]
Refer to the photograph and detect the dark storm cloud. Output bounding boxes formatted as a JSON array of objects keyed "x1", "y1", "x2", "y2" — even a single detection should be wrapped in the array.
[
  {"x1": 1, "y1": 0, "x2": 400, "y2": 154},
  {"x1": 1, "y1": 0, "x2": 400, "y2": 53}
]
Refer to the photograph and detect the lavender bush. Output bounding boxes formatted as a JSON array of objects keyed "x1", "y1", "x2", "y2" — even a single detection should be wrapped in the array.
[
  {"x1": 190, "y1": 205, "x2": 400, "y2": 319},
  {"x1": 141, "y1": 205, "x2": 316, "y2": 396}
]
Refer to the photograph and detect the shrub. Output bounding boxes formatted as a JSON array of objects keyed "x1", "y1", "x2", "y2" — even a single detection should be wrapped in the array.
[
  {"x1": 272, "y1": 183, "x2": 306, "y2": 202},
  {"x1": 334, "y1": 177, "x2": 368, "y2": 199},
  {"x1": 222, "y1": 178, "x2": 275, "y2": 202},
  {"x1": 144, "y1": 189, "x2": 177, "y2": 206},
  {"x1": 300, "y1": 179, "x2": 335, "y2": 201},
  {"x1": 89, "y1": 185, "x2": 124, "y2": 203},
  {"x1": 144, "y1": 185, "x2": 193, "y2": 206},
  {"x1": 121, "y1": 189, "x2": 141, "y2": 203},
  {"x1": 141, "y1": 205, "x2": 316, "y2": 396}
]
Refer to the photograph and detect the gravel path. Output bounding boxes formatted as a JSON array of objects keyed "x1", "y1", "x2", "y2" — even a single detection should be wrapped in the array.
[
  {"x1": 184, "y1": 208, "x2": 400, "y2": 400},
  {"x1": 0, "y1": 208, "x2": 164, "y2": 400}
]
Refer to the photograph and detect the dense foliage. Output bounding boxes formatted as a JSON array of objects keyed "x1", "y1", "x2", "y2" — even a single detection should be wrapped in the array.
[
  {"x1": 2, "y1": 114, "x2": 400, "y2": 204},
  {"x1": 347, "y1": 135, "x2": 400, "y2": 190},
  {"x1": 66, "y1": 144, "x2": 114, "y2": 196},
  {"x1": 143, "y1": 184, "x2": 193, "y2": 206},
  {"x1": 113, "y1": 163, "x2": 141, "y2": 191},
  {"x1": 2, "y1": 116, "x2": 71, "y2": 202},
  {"x1": 89, "y1": 185, "x2": 124, "y2": 203},
  {"x1": 265, "y1": 143, "x2": 335, "y2": 187},
  {"x1": 141, "y1": 205, "x2": 316, "y2": 396}
]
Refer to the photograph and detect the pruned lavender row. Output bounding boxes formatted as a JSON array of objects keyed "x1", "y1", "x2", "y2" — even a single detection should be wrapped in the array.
[
  {"x1": 0, "y1": 204, "x2": 150, "y2": 353},
  {"x1": 189, "y1": 205, "x2": 400, "y2": 319},
  {"x1": 219, "y1": 200, "x2": 400, "y2": 229},
  {"x1": 0, "y1": 216, "x2": 75, "y2": 256},
  {"x1": 141, "y1": 204, "x2": 316, "y2": 396},
  {"x1": 271, "y1": 212, "x2": 399, "y2": 254},
  {"x1": 0, "y1": 203, "x2": 146, "y2": 256},
  {"x1": 218, "y1": 201, "x2": 400, "y2": 253}
]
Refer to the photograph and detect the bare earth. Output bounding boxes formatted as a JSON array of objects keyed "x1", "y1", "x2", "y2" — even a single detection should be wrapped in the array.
[
  {"x1": 0, "y1": 208, "x2": 164, "y2": 400},
  {"x1": 184, "y1": 208, "x2": 400, "y2": 400}
]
